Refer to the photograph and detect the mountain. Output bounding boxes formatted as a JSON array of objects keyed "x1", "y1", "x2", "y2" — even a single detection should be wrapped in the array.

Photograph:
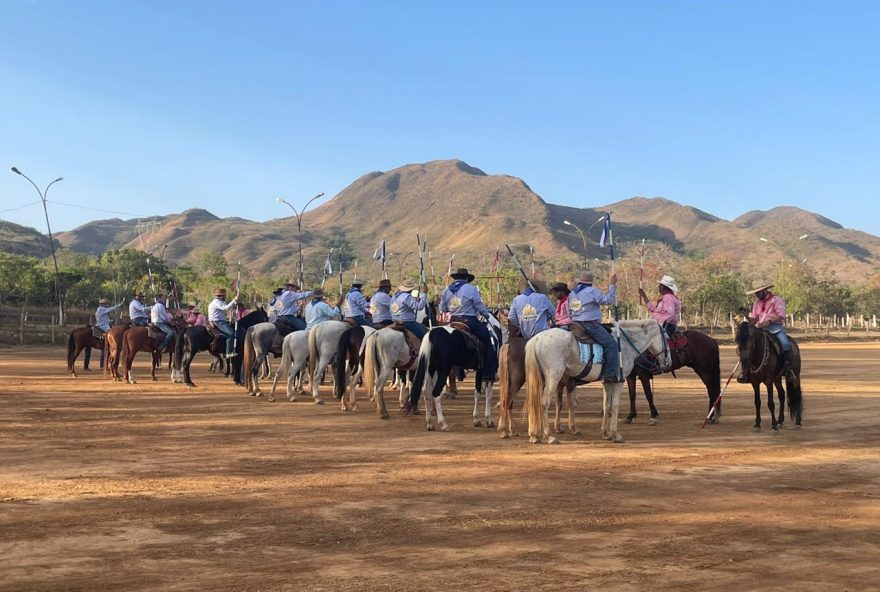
[
  {"x1": 12, "y1": 159, "x2": 876, "y2": 285},
  {"x1": 0, "y1": 220, "x2": 54, "y2": 258}
]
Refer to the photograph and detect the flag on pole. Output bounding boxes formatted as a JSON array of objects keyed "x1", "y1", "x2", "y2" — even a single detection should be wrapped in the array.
[
  {"x1": 492, "y1": 246, "x2": 500, "y2": 272},
  {"x1": 353, "y1": 259, "x2": 358, "y2": 281},
  {"x1": 447, "y1": 253, "x2": 455, "y2": 276},
  {"x1": 598, "y1": 214, "x2": 612, "y2": 248},
  {"x1": 372, "y1": 240, "x2": 386, "y2": 262},
  {"x1": 323, "y1": 250, "x2": 334, "y2": 275}
]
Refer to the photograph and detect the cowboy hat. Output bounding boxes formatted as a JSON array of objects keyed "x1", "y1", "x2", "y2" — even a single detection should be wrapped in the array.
[
  {"x1": 746, "y1": 281, "x2": 773, "y2": 295},
  {"x1": 519, "y1": 278, "x2": 547, "y2": 293},
  {"x1": 376, "y1": 279, "x2": 393, "y2": 289},
  {"x1": 550, "y1": 282, "x2": 570, "y2": 293},
  {"x1": 351, "y1": 281, "x2": 364, "y2": 288},
  {"x1": 398, "y1": 279, "x2": 417, "y2": 292},
  {"x1": 450, "y1": 267, "x2": 475, "y2": 282},
  {"x1": 312, "y1": 288, "x2": 325, "y2": 298},
  {"x1": 214, "y1": 288, "x2": 227, "y2": 297},
  {"x1": 98, "y1": 298, "x2": 110, "y2": 305},
  {"x1": 286, "y1": 281, "x2": 300, "y2": 289},
  {"x1": 134, "y1": 290, "x2": 144, "y2": 298},
  {"x1": 575, "y1": 271, "x2": 595, "y2": 284},
  {"x1": 658, "y1": 275, "x2": 679, "y2": 293}
]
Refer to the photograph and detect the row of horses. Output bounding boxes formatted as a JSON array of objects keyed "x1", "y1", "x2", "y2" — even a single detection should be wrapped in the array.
[{"x1": 66, "y1": 305, "x2": 804, "y2": 442}]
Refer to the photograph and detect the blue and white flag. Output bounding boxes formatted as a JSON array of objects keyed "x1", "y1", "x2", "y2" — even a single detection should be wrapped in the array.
[
  {"x1": 323, "y1": 250, "x2": 333, "y2": 275},
  {"x1": 372, "y1": 239, "x2": 386, "y2": 262},
  {"x1": 598, "y1": 214, "x2": 611, "y2": 248}
]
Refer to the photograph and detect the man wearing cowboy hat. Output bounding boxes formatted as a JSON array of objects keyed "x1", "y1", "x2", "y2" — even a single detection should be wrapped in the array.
[
  {"x1": 508, "y1": 279, "x2": 555, "y2": 340},
  {"x1": 639, "y1": 275, "x2": 681, "y2": 337},
  {"x1": 185, "y1": 303, "x2": 207, "y2": 327},
  {"x1": 208, "y1": 288, "x2": 239, "y2": 358},
  {"x1": 343, "y1": 281, "x2": 372, "y2": 327},
  {"x1": 276, "y1": 281, "x2": 314, "y2": 331},
  {"x1": 129, "y1": 291, "x2": 149, "y2": 327},
  {"x1": 568, "y1": 270, "x2": 621, "y2": 383},
  {"x1": 151, "y1": 293, "x2": 175, "y2": 355},
  {"x1": 549, "y1": 282, "x2": 572, "y2": 329},
  {"x1": 370, "y1": 279, "x2": 394, "y2": 328},
  {"x1": 267, "y1": 287, "x2": 285, "y2": 323},
  {"x1": 391, "y1": 279, "x2": 429, "y2": 339},
  {"x1": 738, "y1": 281, "x2": 793, "y2": 383},
  {"x1": 83, "y1": 296, "x2": 125, "y2": 370},
  {"x1": 440, "y1": 267, "x2": 497, "y2": 379},
  {"x1": 305, "y1": 289, "x2": 344, "y2": 329}
]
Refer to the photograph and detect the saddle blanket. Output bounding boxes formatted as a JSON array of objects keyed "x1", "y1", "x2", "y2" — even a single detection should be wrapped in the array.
[{"x1": 579, "y1": 342, "x2": 604, "y2": 364}]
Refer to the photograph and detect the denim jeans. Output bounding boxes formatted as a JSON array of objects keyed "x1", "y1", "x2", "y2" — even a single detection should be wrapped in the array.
[
  {"x1": 578, "y1": 320, "x2": 619, "y2": 379},
  {"x1": 214, "y1": 320, "x2": 235, "y2": 356}
]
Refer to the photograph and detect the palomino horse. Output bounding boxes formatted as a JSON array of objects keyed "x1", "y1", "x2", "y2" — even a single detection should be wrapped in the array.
[
  {"x1": 268, "y1": 331, "x2": 311, "y2": 402},
  {"x1": 362, "y1": 326, "x2": 423, "y2": 419},
  {"x1": 119, "y1": 316, "x2": 187, "y2": 384},
  {"x1": 525, "y1": 320, "x2": 671, "y2": 444},
  {"x1": 497, "y1": 327, "x2": 578, "y2": 439},
  {"x1": 66, "y1": 326, "x2": 103, "y2": 376},
  {"x1": 736, "y1": 321, "x2": 804, "y2": 431},
  {"x1": 625, "y1": 329, "x2": 722, "y2": 425},
  {"x1": 332, "y1": 324, "x2": 376, "y2": 411},
  {"x1": 405, "y1": 325, "x2": 495, "y2": 432},
  {"x1": 103, "y1": 324, "x2": 131, "y2": 381}
]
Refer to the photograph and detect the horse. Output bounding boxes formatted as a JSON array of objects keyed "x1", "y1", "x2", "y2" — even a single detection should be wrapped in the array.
[
  {"x1": 307, "y1": 320, "x2": 360, "y2": 406},
  {"x1": 524, "y1": 320, "x2": 671, "y2": 444},
  {"x1": 497, "y1": 327, "x2": 578, "y2": 439},
  {"x1": 736, "y1": 321, "x2": 804, "y2": 431},
  {"x1": 229, "y1": 308, "x2": 270, "y2": 385},
  {"x1": 332, "y1": 324, "x2": 377, "y2": 411},
  {"x1": 404, "y1": 325, "x2": 496, "y2": 432},
  {"x1": 625, "y1": 329, "x2": 721, "y2": 425},
  {"x1": 362, "y1": 326, "x2": 424, "y2": 419},
  {"x1": 241, "y1": 321, "x2": 287, "y2": 397},
  {"x1": 103, "y1": 324, "x2": 131, "y2": 381},
  {"x1": 119, "y1": 316, "x2": 188, "y2": 384},
  {"x1": 268, "y1": 331, "x2": 312, "y2": 402},
  {"x1": 180, "y1": 326, "x2": 225, "y2": 387},
  {"x1": 66, "y1": 326, "x2": 103, "y2": 376}
]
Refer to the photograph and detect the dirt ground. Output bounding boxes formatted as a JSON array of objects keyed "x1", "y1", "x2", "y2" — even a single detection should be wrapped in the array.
[{"x1": 1, "y1": 343, "x2": 879, "y2": 592}]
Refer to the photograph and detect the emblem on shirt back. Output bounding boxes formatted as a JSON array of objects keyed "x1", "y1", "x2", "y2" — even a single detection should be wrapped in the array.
[
  {"x1": 521, "y1": 304, "x2": 538, "y2": 321},
  {"x1": 449, "y1": 297, "x2": 462, "y2": 311},
  {"x1": 569, "y1": 298, "x2": 583, "y2": 312},
  {"x1": 274, "y1": 300, "x2": 283, "y2": 312},
  {"x1": 390, "y1": 302, "x2": 401, "y2": 314}
]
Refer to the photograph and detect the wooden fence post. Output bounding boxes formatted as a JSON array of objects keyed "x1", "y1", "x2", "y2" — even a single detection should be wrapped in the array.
[
  {"x1": 51, "y1": 315, "x2": 56, "y2": 343},
  {"x1": 19, "y1": 310, "x2": 25, "y2": 345}
]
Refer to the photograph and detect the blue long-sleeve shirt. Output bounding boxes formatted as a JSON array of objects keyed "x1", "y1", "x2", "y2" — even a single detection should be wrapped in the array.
[
  {"x1": 277, "y1": 289, "x2": 313, "y2": 316},
  {"x1": 568, "y1": 284, "x2": 616, "y2": 322},
  {"x1": 370, "y1": 291, "x2": 393, "y2": 323},
  {"x1": 440, "y1": 282, "x2": 489, "y2": 318},
  {"x1": 508, "y1": 292, "x2": 555, "y2": 339},
  {"x1": 306, "y1": 301, "x2": 340, "y2": 328},
  {"x1": 390, "y1": 291, "x2": 427, "y2": 322},
  {"x1": 343, "y1": 289, "x2": 370, "y2": 317}
]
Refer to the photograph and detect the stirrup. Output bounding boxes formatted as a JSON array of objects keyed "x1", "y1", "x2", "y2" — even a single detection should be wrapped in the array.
[{"x1": 225, "y1": 352, "x2": 237, "y2": 359}]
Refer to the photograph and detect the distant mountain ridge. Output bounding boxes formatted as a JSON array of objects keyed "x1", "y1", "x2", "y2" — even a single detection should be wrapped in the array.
[{"x1": 2, "y1": 159, "x2": 878, "y2": 284}]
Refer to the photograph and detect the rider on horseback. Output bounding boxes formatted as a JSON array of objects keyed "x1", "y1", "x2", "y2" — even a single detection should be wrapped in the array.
[
  {"x1": 84, "y1": 297, "x2": 124, "y2": 370},
  {"x1": 568, "y1": 270, "x2": 622, "y2": 383},
  {"x1": 208, "y1": 288, "x2": 239, "y2": 359},
  {"x1": 343, "y1": 282, "x2": 372, "y2": 327},
  {"x1": 738, "y1": 281, "x2": 794, "y2": 382},
  {"x1": 305, "y1": 289, "x2": 343, "y2": 328},
  {"x1": 390, "y1": 279, "x2": 428, "y2": 339},
  {"x1": 276, "y1": 281, "x2": 313, "y2": 331},
  {"x1": 639, "y1": 275, "x2": 681, "y2": 337},
  {"x1": 440, "y1": 267, "x2": 498, "y2": 380},
  {"x1": 129, "y1": 291, "x2": 149, "y2": 327},
  {"x1": 549, "y1": 282, "x2": 571, "y2": 329},
  {"x1": 370, "y1": 279, "x2": 394, "y2": 328},
  {"x1": 151, "y1": 294, "x2": 175, "y2": 354},
  {"x1": 508, "y1": 279, "x2": 554, "y2": 339}
]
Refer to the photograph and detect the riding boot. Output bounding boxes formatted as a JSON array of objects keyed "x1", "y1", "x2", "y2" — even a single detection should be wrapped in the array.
[{"x1": 781, "y1": 351, "x2": 796, "y2": 380}]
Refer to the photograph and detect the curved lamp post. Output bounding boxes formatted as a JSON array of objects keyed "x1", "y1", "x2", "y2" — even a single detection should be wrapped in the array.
[
  {"x1": 11, "y1": 167, "x2": 64, "y2": 324},
  {"x1": 277, "y1": 192, "x2": 325, "y2": 286},
  {"x1": 563, "y1": 219, "x2": 588, "y2": 270},
  {"x1": 389, "y1": 251, "x2": 414, "y2": 282}
]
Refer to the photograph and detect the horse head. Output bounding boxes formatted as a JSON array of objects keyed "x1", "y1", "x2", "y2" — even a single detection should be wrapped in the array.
[
  {"x1": 736, "y1": 320, "x2": 756, "y2": 370},
  {"x1": 645, "y1": 320, "x2": 672, "y2": 371}
]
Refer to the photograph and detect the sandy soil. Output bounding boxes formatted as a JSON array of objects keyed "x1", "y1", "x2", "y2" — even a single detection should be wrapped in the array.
[{"x1": 1, "y1": 343, "x2": 879, "y2": 592}]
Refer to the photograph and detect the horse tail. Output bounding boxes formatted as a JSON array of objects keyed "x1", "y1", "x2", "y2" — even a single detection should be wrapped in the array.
[
  {"x1": 103, "y1": 334, "x2": 111, "y2": 378},
  {"x1": 709, "y1": 338, "x2": 721, "y2": 402},
  {"x1": 363, "y1": 332, "x2": 378, "y2": 403},
  {"x1": 278, "y1": 333, "x2": 293, "y2": 384},
  {"x1": 243, "y1": 327, "x2": 255, "y2": 392},
  {"x1": 308, "y1": 326, "x2": 318, "y2": 386},
  {"x1": 524, "y1": 338, "x2": 546, "y2": 438},
  {"x1": 405, "y1": 330, "x2": 433, "y2": 413},
  {"x1": 787, "y1": 346, "x2": 804, "y2": 424},
  {"x1": 497, "y1": 343, "x2": 510, "y2": 433},
  {"x1": 67, "y1": 330, "x2": 76, "y2": 372},
  {"x1": 333, "y1": 327, "x2": 354, "y2": 399}
]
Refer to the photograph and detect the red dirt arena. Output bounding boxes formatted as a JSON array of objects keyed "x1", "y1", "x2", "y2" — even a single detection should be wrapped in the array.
[{"x1": 1, "y1": 343, "x2": 879, "y2": 591}]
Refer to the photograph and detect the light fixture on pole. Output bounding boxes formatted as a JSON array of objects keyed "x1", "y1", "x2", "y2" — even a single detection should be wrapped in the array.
[
  {"x1": 277, "y1": 192, "x2": 325, "y2": 286},
  {"x1": 11, "y1": 167, "x2": 64, "y2": 324},
  {"x1": 563, "y1": 219, "x2": 588, "y2": 270}
]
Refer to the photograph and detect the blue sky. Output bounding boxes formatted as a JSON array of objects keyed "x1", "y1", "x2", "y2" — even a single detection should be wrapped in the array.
[{"x1": 1, "y1": 1, "x2": 878, "y2": 235}]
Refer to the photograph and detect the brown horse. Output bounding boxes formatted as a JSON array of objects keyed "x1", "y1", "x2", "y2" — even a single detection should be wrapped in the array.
[
  {"x1": 67, "y1": 327, "x2": 103, "y2": 376},
  {"x1": 736, "y1": 320, "x2": 803, "y2": 431},
  {"x1": 625, "y1": 329, "x2": 721, "y2": 425},
  {"x1": 497, "y1": 327, "x2": 577, "y2": 439},
  {"x1": 119, "y1": 316, "x2": 187, "y2": 384},
  {"x1": 103, "y1": 324, "x2": 131, "y2": 381}
]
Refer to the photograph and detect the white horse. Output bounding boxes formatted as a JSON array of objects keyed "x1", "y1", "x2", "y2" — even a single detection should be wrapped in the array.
[
  {"x1": 308, "y1": 321, "x2": 375, "y2": 406},
  {"x1": 268, "y1": 331, "x2": 311, "y2": 402},
  {"x1": 524, "y1": 320, "x2": 671, "y2": 444},
  {"x1": 362, "y1": 327, "x2": 422, "y2": 419}
]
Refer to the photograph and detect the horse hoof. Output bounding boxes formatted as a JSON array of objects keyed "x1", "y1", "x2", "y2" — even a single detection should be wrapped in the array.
[
  {"x1": 623, "y1": 417, "x2": 634, "y2": 424},
  {"x1": 771, "y1": 428, "x2": 779, "y2": 434},
  {"x1": 440, "y1": 424, "x2": 450, "y2": 432},
  {"x1": 529, "y1": 436, "x2": 541, "y2": 444},
  {"x1": 548, "y1": 436, "x2": 561, "y2": 445},
  {"x1": 648, "y1": 418, "x2": 659, "y2": 426},
  {"x1": 267, "y1": 397, "x2": 275, "y2": 403},
  {"x1": 288, "y1": 397, "x2": 297, "y2": 402},
  {"x1": 486, "y1": 420, "x2": 495, "y2": 429},
  {"x1": 473, "y1": 420, "x2": 482, "y2": 427},
  {"x1": 612, "y1": 433, "x2": 625, "y2": 443},
  {"x1": 314, "y1": 399, "x2": 324, "y2": 405},
  {"x1": 571, "y1": 430, "x2": 581, "y2": 436},
  {"x1": 380, "y1": 412, "x2": 389, "y2": 420},
  {"x1": 151, "y1": 377, "x2": 158, "y2": 382},
  {"x1": 753, "y1": 426, "x2": 761, "y2": 432},
  {"x1": 794, "y1": 424, "x2": 803, "y2": 429},
  {"x1": 500, "y1": 433, "x2": 510, "y2": 440},
  {"x1": 427, "y1": 425, "x2": 435, "y2": 432}
]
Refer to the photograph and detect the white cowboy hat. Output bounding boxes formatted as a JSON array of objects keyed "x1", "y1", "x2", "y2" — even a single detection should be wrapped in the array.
[
  {"x1": 398, "y1": 279, "x2": 417, "y2": 292},
  {"x1": 658, "y1": 275, "x2": 679, "y2": 293},
  {"x1": 746, "y1": 281, "x2": 774, "y2": 295}
]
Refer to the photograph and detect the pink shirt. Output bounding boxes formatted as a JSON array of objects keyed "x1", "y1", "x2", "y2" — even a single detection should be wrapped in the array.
[
  {"x1": 555, "y1": 295, "x2": 571, "y2": 326},
  {"x1": 192, "y1": 313, "x2": 207, "y2": 327},
  {"x1": 646, "y1": 293, "x2": 681, "y2": 325},
  {"x1": 751, "y1": 292, "x2": 786, "y2": 327}
]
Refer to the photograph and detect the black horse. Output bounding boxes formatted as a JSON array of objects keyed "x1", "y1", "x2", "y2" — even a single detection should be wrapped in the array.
[
  {"x1": 736, "y1": 320, "x2": 803, "y2": 431},
  {"x1": 195, "y1": 308, "x2": 270, "y2": 386},
  {"x1": 625, "y1": 329, "x2": 722, "y2": 424}
]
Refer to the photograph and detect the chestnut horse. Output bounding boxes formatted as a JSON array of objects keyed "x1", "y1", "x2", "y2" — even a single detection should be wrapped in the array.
[
  {"x1": 66, "y1": 327, "x2": 103, "y2": 376},
  {"x1": 103, "y1": 324, "x2": 131, "y2": 381},
  {"x1": 119, "y1": 316, "x2": 187, "y2": 384}
]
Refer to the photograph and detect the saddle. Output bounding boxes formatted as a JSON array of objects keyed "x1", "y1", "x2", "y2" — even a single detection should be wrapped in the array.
[
  {"x1": 668, "y1": 330, "x2": 688, "y2": 350},
  {"x1": 449, "y1": 321, "x2": 470, "y2": 333},
  {"x1": 146, "y1": 324, "x2": 164, "y2": 342},
  {"x1": 274, "y1": 320, "x2": 295, "y2": 337},
  {"x1": 343, "y1": 318, "x2": 359, "y2": 328},
  {"x1": 569, "y1": 323, "x2": 596, "y2": 345},
  {"x1": 758, "y1": 329, "x2": 783, "y2": 356},
  {"x1": 91, "y1": 326, "x2": 106, "y2": 340},
  {"x1": 388, "y1": 323, "x2": 422, "y2": 369}
]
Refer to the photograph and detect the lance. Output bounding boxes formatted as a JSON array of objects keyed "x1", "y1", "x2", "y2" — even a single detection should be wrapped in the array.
[
  {"x1": 504, "y1": 244, "x2": 536, "y2": 292},
  {"x1": 353, "y1": 259, "x2": 358, "y2": 282},
  {"x1": 638, "y1": 238, "x2": 646, "y2": 318},
  {"x1": 701, "y1": 361, "x2": 742, "y2": 428},
  {"x1": 145, "y1": 256, "x2": 157, "y2": 298},
  {"x1": 428, "y1": 251, "x2": 436, "y2": 289},
  {"x1": 232, "y1": 261, "x2": 241, "y2": 355},
  {"x1": 321, "y1": 248, "x2": 333, "y2": 288},
  {"x1": 417, "y1": 233, "x2": 432, "y2": 328},
  {"x1": 338, "y1": 249, "x2": 344, "y2": 296},
  {"x1": 606, "y1": 212, "x2": 624, "y2": 382}
]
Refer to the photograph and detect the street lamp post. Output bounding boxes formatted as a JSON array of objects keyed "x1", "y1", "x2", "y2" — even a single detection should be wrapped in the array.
[
  {"x1": 563, "y1": 219, "x2": 588, "y2": 269},
  {"x1": 277, "y1": 192, "x2": 325, "y2": 286},
  {"x1": 389, "y1": 251, "x2": 414, "y2": 282},
  {"x1": 11, "y1": 167, "x2": 64, "y2": 324}
]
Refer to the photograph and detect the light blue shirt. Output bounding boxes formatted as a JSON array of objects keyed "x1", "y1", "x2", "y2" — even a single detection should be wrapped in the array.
[
  {"x1": 440, "y1": 282, "x2": 490, "y2": 318},
  {"x1": 370, "y1": 291, "x2": 393, "y2": 323},
  {"x1": 95, "y1": 304, "x2": 122, "y2": 331},
  {"x1": 208, "y1": 297, "x2": 237, "y2": 322},
  {"x1": 277, "y1": 289, "x2": 313, "y2": 316},
  {"x1": 129, "y1": 299, "x2": 148, "y2": 321},
  {"x1": 151, "y1": 301, "x2": 172, "y2": 324},
  {"x1": 343, "y1": 289, "x2": 370, "y2": 318},
  {"x1": 507, "y1": 292, "x2": 555, "y2": 339},
  {"x1": 306, "y1": 300, "x2": 340, "y2": 328},
  {"x1": 391, "y1": 291, "x2": 427, "y2": 322},
  {"x1": 568, "y1": 284, "x2": 616, "y2": 322}
]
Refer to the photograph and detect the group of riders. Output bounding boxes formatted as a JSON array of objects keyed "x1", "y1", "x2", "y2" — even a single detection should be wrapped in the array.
[{"x1": 81, "y1": 258, "x2": 794, "y2": 385}]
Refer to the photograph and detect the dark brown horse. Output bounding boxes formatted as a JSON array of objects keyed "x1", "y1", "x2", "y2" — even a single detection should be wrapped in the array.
[
  {"x1": 736, "y1": 321, "x2": 803, "y2": 431},
  {"x1": 67, "y1": 327, "x2": 103, "y2": 376},
  {"x1": 625, "y1": 329, "x2": 721, "y2": 425},
  {"x1": 103, "y1": 324, "x2": 131, "y2": 381},
  {"x1": 119, "y1": 316, "x2": 187, "y2": 384}
]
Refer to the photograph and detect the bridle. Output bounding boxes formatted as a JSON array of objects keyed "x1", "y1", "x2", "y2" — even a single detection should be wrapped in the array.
[
  {"x1": 619, "y1": 322, "x2": 670, "y2": 371},
  {"x1": 742, "y1": 325, "x2": 770, "y2": 375}
]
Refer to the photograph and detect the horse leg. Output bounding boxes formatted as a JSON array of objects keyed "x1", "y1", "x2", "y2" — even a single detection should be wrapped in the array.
[
  {"x1": 643, "y1": 374, "x2": 659, "y2": 425},
  {"x1": 125, "y1": 350, "x2": 136, "y2": 384},
  {"x1": 472, "y1": 381, "x2": 482, "y2": 427},
  {"x1": 775, "y1": 377, "x2": 786, "y2": 427},
  {"x1": 602, "y1": 382, "x2": 625, "y2": 443},
  {"x1": 424, "y1": 373, "x2": 437, "y2": 431},
  {"x1": 767, "y1": 381, "x2": 778, "y2": 432},
  {"x1": 311, "y1": 358, "x2": 328, "y2": 405},
  {"x1": 184, "y1": 350, "x2": 196, "y2": 387},
  {"x1": 753, "y1": 382, "x2": 762, "y2": 430},
  {"x1": 553, "y1": 383, "x2": 565, "y2": 434},
  {"x1": 624, "y1": 374, "x2": 637, "y2": 423},
  {"x1": 375, "y1": 367, "x2": 390, "y2": 420},
  {"x1": 483, "y1": 381, "x2": 494, "y2": 428},
  {"x1": 151, "y1": 351, "x2": 159, "y2": 381},
  {"x1": 566, "y1": 382, "x2": 579, "y2": 435},
  {"x1": 431, "y1": 369, "x2": 450, "y2": 431}
]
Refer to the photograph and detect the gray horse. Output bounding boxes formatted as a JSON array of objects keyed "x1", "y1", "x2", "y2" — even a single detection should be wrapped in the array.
[{"x1": 242, "y1": 322, "x2": 285, "y2": 397}]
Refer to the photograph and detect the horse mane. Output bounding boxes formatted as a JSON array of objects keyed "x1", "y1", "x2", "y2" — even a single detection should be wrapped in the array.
[{"x1": 736, "y1": 321, "x2": 751, "y2": 349}]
